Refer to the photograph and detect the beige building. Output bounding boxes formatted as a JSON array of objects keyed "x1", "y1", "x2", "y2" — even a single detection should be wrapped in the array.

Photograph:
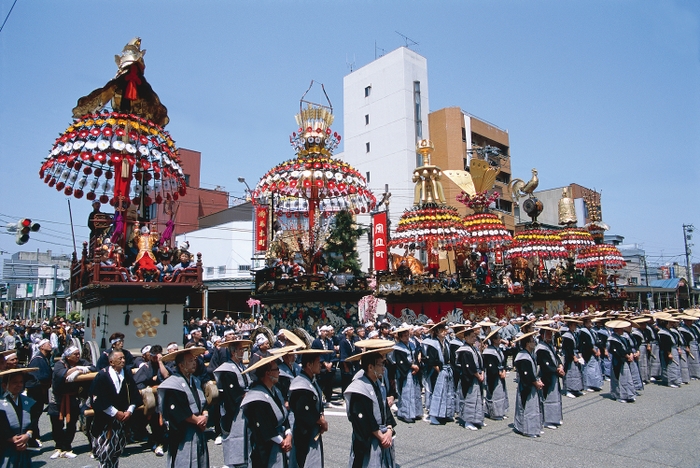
[{"x1": 428, "y1": 107, "x2": 515, "y2": 232}]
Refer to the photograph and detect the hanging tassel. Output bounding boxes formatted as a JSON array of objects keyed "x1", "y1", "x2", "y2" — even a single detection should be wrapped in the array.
[
  {"x1": 97, "y1": 314, "x2": 100, "y2": 327},
  {"x1": 124, "y1": 65, "x2": 142, "y2": 101},
  {"x1": 124, "y1": 307, "x2": 131, "y2": 326}
]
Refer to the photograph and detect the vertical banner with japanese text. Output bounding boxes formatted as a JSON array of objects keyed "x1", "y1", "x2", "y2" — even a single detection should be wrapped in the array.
[
  {"x1": 255, "y1": 206, "x2": 269, "y2": 253},
  {"x1": 372, "y1": 211, "x2": 388, "y2": 272}
]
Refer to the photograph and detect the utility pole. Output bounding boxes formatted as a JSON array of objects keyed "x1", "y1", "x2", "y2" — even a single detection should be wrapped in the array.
[
  {"x1": 683, "y1": 224, "x2": 695, "y2": 306},
  {"x1": 643, "y1": 255, "x2": 654, "y2": 310}
]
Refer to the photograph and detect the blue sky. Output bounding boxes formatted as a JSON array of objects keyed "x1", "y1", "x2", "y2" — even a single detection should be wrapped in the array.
[{"x1": 0, "y1": 0, "x2": 698, "y2": 269}]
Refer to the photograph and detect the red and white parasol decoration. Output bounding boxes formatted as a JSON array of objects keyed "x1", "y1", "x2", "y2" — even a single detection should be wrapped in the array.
[
  {"x1": 575, "y1": 244, "x2": 626, "y2": 269},
  {"x1": 38, "y1": 38, "x2": 186, "y2": 209},
  {"x1": 39, "y1": 113, "x2": 185, "y2": 207},
  {"x1": 252, "y1": 83, "x2": 375, "y2": 248},
  {"x1": 506, "y1": 229, "x2": 568, "y2": 260},
  {"x1": 558, "y1": 227, "x2": 595, "y2": 251},
  {"x1": 388, "y1": 205, "x2": 470, "y2": 250}
]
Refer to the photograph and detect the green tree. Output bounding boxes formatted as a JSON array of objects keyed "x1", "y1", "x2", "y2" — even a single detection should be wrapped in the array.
[{"x1": 324, "y1": 210, "x2": 367, "y2": 276}]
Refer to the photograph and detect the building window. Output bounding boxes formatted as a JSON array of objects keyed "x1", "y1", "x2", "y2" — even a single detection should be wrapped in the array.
[
  {"x1": 414, "y1": 81, "x2": 422, "y2": 140},
  {"x1": 206, "y1": 267, "x2": 214, "y2": 277},
  {"x1": 496, "y1": 172, "x2": 511, "y2": 184},
  {"x1": 238, "y1": 265, "x2": 251, "y2": 271},
  {"x1": 366, "y1": 142, "x2": 371, "y2": 153},
  {"x1": 218, "y1": 266, "x2": 226, "y2": 275},
  {"x1": 414, "y1": 81, "x2": 423, "y2": 167},
  {"x1": 38, "y1": 278, "x2": 47, "y2": 290},
  {"x1": 184, "y1": 174, "x2": 191, "y2": 186},
  {"x1": 365, "y1": 114, "x2": 370, "y2": 125},
  {"x1": 462, "y1": 127, "x2": 467, "y2": 142},
  {"x1": 364, "y1": 85, "x2": 372, "y2": 97}
]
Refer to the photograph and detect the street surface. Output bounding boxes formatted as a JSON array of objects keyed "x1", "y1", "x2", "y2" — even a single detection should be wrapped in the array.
[{"x1": 30, "y1": 376, "x2": 700, "y2": 468}]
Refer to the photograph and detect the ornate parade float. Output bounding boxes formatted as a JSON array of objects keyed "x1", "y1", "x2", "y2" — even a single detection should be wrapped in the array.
[
  {"x1": 373, "y1": 142, "x2": 626, "y2": 324},
  {"x1": 39, "y1": 39, "x2": 203, "y2": 360},
  {"x1": 250, "y1": 83, "x2": 376, "y2": 331}
]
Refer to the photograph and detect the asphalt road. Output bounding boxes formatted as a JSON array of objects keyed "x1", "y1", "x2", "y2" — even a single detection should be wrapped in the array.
[{"x1": 29, "y1": 375, "x2": 700, "y2": 468}]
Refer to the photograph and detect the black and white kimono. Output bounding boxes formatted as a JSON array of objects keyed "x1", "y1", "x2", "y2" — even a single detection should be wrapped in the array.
[
  {"x1": 513, "y1": 349, "x2": 543, "y2": 437},
  {"x1": 535, "y1": 340, "x2": 562, "y2": 427},
  {"x1": 344, "y1": 374, "x2": 396, "y2": 468},
  {"x1": 682, "y1": 322, "x2": 700, "y2": 379},
  {"x1": 637, "y1": 325, "x2": 653, "y2": 382},
  {"x1": 607, "y1": 332, "x2": 636, "y2": 401},
  {"x1": 448, "y1": 337, "x2": 464, "y2": 409},
  {"x1": 456, "y1": 343, "x2": 484, "y2": 427},
  {"x1": 674, "y1": 326, "x2": 693, "y2": 383},
  {"x1": 289, "y1": 372, "x2": 324, "y2": 468},
  {"x1": 158, "y1": 373, "x2": 210, "y2": 468},
  {"x1": 422, "y1": 337, "x2": 454, "y2": 420},
  {"x1": 482, "y1": 344, "x2": 509, "y2": 420},
  {"x1": 594, "y1": 326, "x2": 612, "y2": 378},
  {"x1": 658, "y1": 326, "x2": 682, "y2": 387},
  {"x1": 89, "y1": 367, "x2": 141, "y2": 468},
  {"x1": 0, "y1": 393, "x2": 35, "y2": 468},
  {"x1": 391, "y1": 341, "x2": 423, "y2": 421},
  {"x1": 242, "y1": 382, "x2": 290, "y2": 468},
  {"x1": 561, "y1": 329, "x2": 583, "y2": 393},
  {"x1": 214, "y1": 361, "x2": 250, "y2": 468},
  {"x1": 648, "y1": 325, "x2": 662, "y2": 379},
  {"x1": 579, "y1": 326, "x2": 604, "y2": 390},
  {"x1": 627, "y1": 330, "x2": 645, "y2": 391}
]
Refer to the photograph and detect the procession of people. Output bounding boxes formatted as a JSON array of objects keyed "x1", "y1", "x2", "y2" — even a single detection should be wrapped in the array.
[{"x1": 0, "y1": 306, "x2": 699, "y2": 467}]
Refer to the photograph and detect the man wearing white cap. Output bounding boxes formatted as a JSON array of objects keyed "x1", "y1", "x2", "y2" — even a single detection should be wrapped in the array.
[
  {"x1": 249, "y1": 334, "x2": 272, "y2": 371},
  {"x1": 339, "y1": 326, "x2": 357, "y2": 393},
  {"x1": 312, "y1": 326, "x2": 336, "y2": 406},
  {"x1": 48, "y1": 346, "x2": 95, "y2": 459}
]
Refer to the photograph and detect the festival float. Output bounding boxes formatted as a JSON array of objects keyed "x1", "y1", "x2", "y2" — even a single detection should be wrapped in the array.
[
  {"x1": 375, "y1": 139, "x2": 473, "y2": 322},
  {"x1": 373, "y1": 149, "x2": 626, "y2": 324},
  {"x1": 250, "y1": 83, "x2": 376, "y2": 331},
  {"x1": 577, "y1": 191, "x2": 626, "y2": 290},
  {"x1": 39, "y1": 39, "x2": 203, "y2": 361}
]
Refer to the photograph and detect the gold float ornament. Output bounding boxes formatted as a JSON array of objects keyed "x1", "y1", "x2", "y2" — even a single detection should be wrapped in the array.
[{"x1": 133, "y1": 310, "x2": 160, "y2": 338}]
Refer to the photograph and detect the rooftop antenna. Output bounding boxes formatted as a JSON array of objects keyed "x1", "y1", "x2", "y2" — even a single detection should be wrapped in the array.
[
  {"x1": 375, "y1": 41, "x2": 386, "y2": 60},
  {"x1": 395, "y1": 31, "x2": 419, "y2": 50},
  {"x1": 346, "y1": 53, "x2": 356, "y2": 72}
]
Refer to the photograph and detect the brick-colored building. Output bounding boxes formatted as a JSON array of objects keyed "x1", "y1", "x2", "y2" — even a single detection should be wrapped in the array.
[
  {"x1": 152, "y1": 148, "x2": 229, "y2": 239},
  {"x1": 428, "y1": 107, "x2": 515, "y2": 232}
]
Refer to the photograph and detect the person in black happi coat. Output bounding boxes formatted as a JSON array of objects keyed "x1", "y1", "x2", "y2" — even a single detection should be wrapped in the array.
[
  {"x1": 288, "y1": 349, "x2": 333, "y2": 468},
  {"x1": 90, "y1": 349, "x2": 142, "y2": 468},
  {"x1": 24, "y1": 338, "x2": 53, "y2": 446}
]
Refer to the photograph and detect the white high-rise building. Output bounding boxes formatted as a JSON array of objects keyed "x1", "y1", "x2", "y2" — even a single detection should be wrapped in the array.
[
  {"x1": 340, "y1": 47, "x2": 430, "y2": 269},
  {"x1": 342, "y1": 47, "x2": 429, "y2": 225}
]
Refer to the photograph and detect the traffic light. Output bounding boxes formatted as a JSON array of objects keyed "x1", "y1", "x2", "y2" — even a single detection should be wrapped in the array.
[{"x1": 16, "y1": 219, "x2": 40, "y2": 245}]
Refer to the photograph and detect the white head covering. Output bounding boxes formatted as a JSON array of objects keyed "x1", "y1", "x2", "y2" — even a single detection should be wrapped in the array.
[
  {"x1": 63, "y1": 346, "x2": 79, "y2": 357},
  {"x1": 255, "y1": 334, "x2": 269, "y2": 346}
]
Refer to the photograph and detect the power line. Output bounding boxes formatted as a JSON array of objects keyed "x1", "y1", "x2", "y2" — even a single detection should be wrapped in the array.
[{"x1": 0, "y1": 0, "x2": 19, "y2": 33}]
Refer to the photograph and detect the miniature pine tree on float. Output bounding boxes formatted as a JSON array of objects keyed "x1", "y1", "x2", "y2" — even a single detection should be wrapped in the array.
[{"x1": 324, "y1": 210, "x2": 367, "y2": 276}]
